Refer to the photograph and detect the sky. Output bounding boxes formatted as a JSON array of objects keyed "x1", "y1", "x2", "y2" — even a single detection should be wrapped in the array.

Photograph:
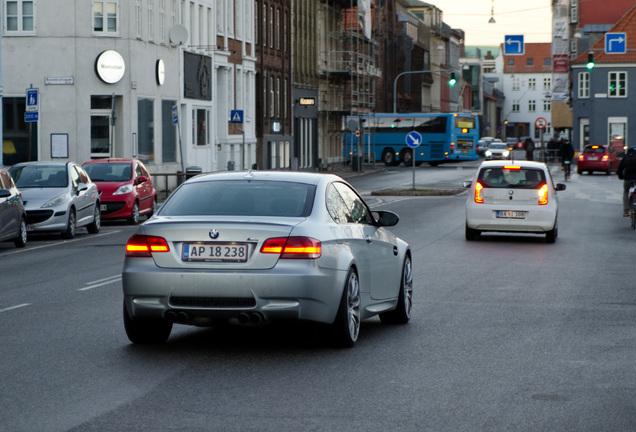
[{"x1": 425, "y1": 0, "x2": 553, "y2": 46}]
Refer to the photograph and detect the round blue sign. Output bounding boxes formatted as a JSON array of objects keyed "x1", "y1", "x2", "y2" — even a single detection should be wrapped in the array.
[{"x1": 406, "y1": 131, "x2": 422, "y2": 148}]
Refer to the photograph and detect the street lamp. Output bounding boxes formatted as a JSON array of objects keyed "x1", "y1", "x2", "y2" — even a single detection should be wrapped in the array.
[{"x1": 393, "y1": 68, "x2": 456, "y2": 113}]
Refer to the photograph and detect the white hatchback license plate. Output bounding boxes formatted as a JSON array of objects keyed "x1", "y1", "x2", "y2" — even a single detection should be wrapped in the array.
[
  {"x1": 100, "y1": 204, "x2": 107, "y2": 211},
  {"x1": 588, "y1": 156, "x2": 598, "y2": 161},
  {"x1": 182, "y1": 243, "x2": 248, "y2": 262},
  {"x1": 496, "y1": 210, "x2": 527, "y2": 219}
]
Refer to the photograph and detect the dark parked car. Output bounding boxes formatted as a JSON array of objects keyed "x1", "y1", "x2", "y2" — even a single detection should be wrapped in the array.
[
  {"x1": 83, "y1": 158, "x2": 157, "y2": 224},
  {"x1": 0, "y1": 167, "x2": 27, "y2": 247}
]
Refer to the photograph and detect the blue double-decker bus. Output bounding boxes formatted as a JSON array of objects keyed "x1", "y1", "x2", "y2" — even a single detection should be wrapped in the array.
[{"x1": 344, "y1": 112, "x2": 480, "y2": 166}]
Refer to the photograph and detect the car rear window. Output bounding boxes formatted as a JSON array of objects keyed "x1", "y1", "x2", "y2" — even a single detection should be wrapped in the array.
[
  {"x1": 583, "y1": 145, "x2": 605, "y2": 154},
  {"x1": 84, "y1": 163, "x2": 132, "y2": 182},
  {"x1": 478, "y1": 167, "x2": 546, "y2": 189},
  {"x1": 159, "y1": 180, "x2": 316, "y2": 217}
]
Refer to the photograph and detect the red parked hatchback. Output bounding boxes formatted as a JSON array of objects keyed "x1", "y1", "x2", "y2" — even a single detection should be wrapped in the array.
[
  {"x1": 577, "y1": 145, "x2": 620, "y2": 175},
  {"x1": 82, "y1": 158, "x2": 157, "y2": 224}
]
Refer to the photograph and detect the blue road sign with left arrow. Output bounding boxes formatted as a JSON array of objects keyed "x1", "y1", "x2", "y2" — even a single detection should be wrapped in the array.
[
  {"x1": 406, "y1": 131, "x2": 422, "y2": 148},
  {"x1": 605, "y1": 33, "x2": 626, "y2": 54},
  {"x1": 504, "y1": 35, "x2": 524, "y2": 55}
]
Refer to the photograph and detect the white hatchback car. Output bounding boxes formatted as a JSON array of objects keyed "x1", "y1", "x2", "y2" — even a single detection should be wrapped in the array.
[{"x1": 463, "y1": 160, "x2": 566, "y2": 243}]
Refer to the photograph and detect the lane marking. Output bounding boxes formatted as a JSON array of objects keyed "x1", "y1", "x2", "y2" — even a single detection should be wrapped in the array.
[
  {"x1": 78, "y1": 275, "x2": 122, "y2": 291},
  {"x1": 0, "y1": 230, "x2": 124, "y2": 256},
  {"x1": 0, "y1": 303, "x2": 31, "y2": 313}
]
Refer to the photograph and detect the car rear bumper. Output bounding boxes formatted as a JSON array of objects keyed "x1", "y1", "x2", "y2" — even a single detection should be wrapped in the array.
[
  {"x1": 122, "y1": 259, "x2": 347, "y2": 325},
  {"x1": 466, "y1": 206, "x2": 557, "y2": 233}
]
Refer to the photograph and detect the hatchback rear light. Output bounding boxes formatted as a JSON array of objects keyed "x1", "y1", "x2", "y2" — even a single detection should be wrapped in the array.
[
  {"x1": 538, "y1": 184, "x2": 548, "y2": 205},
  {"x1": 125, "y1": 234, "x2": 170, "y2": 257},
  {"x1": 474, "y1": 182, "x2": 484, "y2": 203},
  {"x1": 261, "y1": 236, "x2": 321, "y2": 259}
]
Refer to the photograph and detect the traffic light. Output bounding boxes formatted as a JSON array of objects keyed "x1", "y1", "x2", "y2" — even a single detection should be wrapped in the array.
[
  {"x1": 448, "y1": 72, "x2": 457, "y2": 86},
  {"x1": 586, "y1": 52, "x2": 595, "y2": 70}
]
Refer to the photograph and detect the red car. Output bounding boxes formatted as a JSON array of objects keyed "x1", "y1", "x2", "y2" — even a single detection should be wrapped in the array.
[
  {"x1": 577, "y1": 144, "x2": 620, "y2": 175},
  {"x1": 82, "y1": 158, "x2": 157, "y2": 224}
]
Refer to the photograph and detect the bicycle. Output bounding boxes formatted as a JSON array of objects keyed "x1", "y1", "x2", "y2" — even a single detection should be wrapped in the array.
[
  {"x1": 629, "y1": 184, "x2": 636, "y2": 229},
  {"x1": 563, "y1": 160, "x2": 571, "y2": 181}
]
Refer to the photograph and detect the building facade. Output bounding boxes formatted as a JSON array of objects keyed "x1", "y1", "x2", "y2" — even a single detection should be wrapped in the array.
[{"x1": 1, "y1": 0, "x2": 256, "y2": 178}]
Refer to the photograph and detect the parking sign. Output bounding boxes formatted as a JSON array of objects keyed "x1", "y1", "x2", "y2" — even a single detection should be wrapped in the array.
[{"x1": 26, "y1": 88, "x2": 39, "y2": 112}]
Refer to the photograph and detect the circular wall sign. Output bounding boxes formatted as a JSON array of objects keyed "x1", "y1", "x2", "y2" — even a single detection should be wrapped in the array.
[
  {"x1": 95, "y1": 50, "x2": 126, "y2": 84},
  {"x1": 156, "y1": 59, "x2": 165, "y2": 85}
]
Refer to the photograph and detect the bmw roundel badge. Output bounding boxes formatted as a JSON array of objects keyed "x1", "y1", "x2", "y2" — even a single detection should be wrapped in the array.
[{"x1": 209, "y1": 229, "x2": 220, "y2": 239}]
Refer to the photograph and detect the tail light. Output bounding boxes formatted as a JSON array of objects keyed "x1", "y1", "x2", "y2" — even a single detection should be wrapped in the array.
[
  {"x1": 602, "y1": 155, "x2": 609, "y2": 161},
  {"x1": 261, "y1": 236, "x2": 321, "y2": 259},
  {"x1": 538, "y1": 184, "x2": 548, "y2": 205},
  {"x1": 474, "y1": 182, "x2": 484, "y2": 203},
  {"x1": 579, "y1": 155, "x2": 584, "y2": 161},
  {"x1": 125, "y1": 234, "x2": 170, "y2": 257}
]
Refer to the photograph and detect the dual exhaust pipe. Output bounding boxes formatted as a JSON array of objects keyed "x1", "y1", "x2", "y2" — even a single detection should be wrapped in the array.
[
  {"x1": 164, "y1": 310, "x2": 264, "y2": 325},
  {"x1": 164, "y1": 310, "x2": 191, "y2": 324}
]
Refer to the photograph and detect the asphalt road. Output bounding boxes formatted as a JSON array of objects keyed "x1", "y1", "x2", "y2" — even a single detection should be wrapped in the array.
[{"x1": 1, "y1": 163, "x2": 635, "y2": 432}]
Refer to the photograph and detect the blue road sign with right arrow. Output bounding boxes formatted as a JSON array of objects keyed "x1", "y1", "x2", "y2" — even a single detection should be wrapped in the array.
[
  {"x1": 504, "y1": 35, "x2": 525, "y2": 55},
  {"x1": 605, "y1": 33, "x2": 626, "y2": 54}
]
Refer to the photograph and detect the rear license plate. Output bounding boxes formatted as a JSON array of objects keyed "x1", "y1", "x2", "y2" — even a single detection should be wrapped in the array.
[
  {"x1": 588, "y1": 156, "x2": 598, "y2": 161},
  {"x1": 496, "y1": 210, "x2": 527, "y2": 219},
  {"x1": 100, "y1": 204, "x2": 107, "y2": 211},
  {"x1": 182, "y1": 243, "x2": 248, "y2": 262}
]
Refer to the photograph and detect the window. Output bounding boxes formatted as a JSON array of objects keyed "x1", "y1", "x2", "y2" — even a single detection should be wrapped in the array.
[
  {"x1": 138, "y1": 98, "x2": 155, "y2": 161},
  {"x1": 158, "y1": 0, "x2": 165, "y2": 42},
  {"x1": 162, "y1": 100, "x2": 177, "y2": 162},
  {"x1": 528, "y1": 100, "x2": 536, "y2": 112},
  {"x1": 526, "y1": 58, "x2": 534, "y2": 66},
  {"x1": 269, "y1": 5, "x2": 274, "y2": 48},
  {"x1": 544, "y1": 58, "x2": 551, "y2": 66},
  {"x1": 512, "y1": 101, "x2": 520, "y2": 113},
  {"x1": 570, "y1": 0, "x2": 578, "y2": 23},
  {"x1": 528, "y1": 78, "x2": 536, "y2": 90},
  {"x1": 570, "y1": 39, "x2": 578, "y2": 60},
  {"x1": 134, "y1": 0, "x2": 142, "y2": 38},
  {"x1": 608, "y1": 72, "x2": 627, "y2": 97},
  {"x1": 254, "y1": 1, "x2": 258, "y2": 44},
  {"x1": 262, "y1": 3, "x2": 267, "y2": 47},
  {"x1": 147, "y1": 0, "x2": 154, "y2": 41},
  {"x1": 543, "y1": 77, "x2": 551, "y2": 90},
  {"x1": 5, "y1": 0, "x2": 34, "y2": 33},
  {"x1": 270, "y1": 76, "x2": 274, "y2": 117},
  {"x1": 512, "y1": 77, "x2": 520, "y2": 91},
  {"x1": 93, "y1": 1, "x2": 118, "y2": 34},
  {"x1": 543, "y1": 100, "x2": 551, "y2": 111},
  {"x1": 276, "y1": 8, "x2": 280, "y2": 50},
  {"x1": 507, "y1": 58, "x2": 514, "y2": 66},
  {"x1": 578, "y1": 72, "x2": 589, "y2": 98}
]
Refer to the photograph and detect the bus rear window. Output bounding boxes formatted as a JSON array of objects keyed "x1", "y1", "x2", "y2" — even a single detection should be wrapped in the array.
[{"x1": 455, "y1": 117, "x2": 475, "y2": 129}]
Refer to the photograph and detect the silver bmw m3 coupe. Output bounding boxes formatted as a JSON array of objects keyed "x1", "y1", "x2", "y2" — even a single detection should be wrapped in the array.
[{"x1": 122, "y1": 170, "x2": 412, "y2": 347}]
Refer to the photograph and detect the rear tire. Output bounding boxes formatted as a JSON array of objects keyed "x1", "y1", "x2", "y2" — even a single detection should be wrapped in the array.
[
  {"x1": 401, "y1": 149, "x2": 413, "y2": 166},
  {"x1": 332, "y1": 269, "x2": 361, "y2": 348},
  {"x1": 123, "y1": 301, "x2": 172, "y2": 344},
  {"x1": 465, "y1": 224, "x2": 480, "y2": 241},
  {"x1": 546, "y1": 222, "x2": 558, "y2": 243},
  {"x1": 379, "y1": 255, "x2": 413, "y2": 324},
  {"x1": 13, "y1": 218, "x2": 27, "y2": 248}
]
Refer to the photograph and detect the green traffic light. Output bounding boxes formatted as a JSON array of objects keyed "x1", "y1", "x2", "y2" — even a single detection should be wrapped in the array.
[
  {"x1": 586, "y1": 52, "x2": 594, "y2": 70},
  {"x1": 448, "y1": 72, "x2": 457, "y2": 86}
]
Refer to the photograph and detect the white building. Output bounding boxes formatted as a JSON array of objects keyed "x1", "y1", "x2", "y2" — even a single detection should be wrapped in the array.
[
  {"x1": 494, "y1": 42, "x2": 553, "y2": 144},
  {"x1": 1, "y1": 0, "x2": 256, "y2": 178}
]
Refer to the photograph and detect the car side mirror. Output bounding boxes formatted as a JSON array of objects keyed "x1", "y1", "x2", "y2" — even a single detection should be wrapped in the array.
[
  {"x1": 462, "y1": 181, "x2": 472, "y2": 188},
  {"x1": 373, "y1": 210, "x2": 399, "y2": 227},
  {"x1": 556, "y1": 183, "x2": 566, "y2": 191},
  {"x1": 77, "y1": 183, "x2": 88, "y2": 194},
  {"x1": 136, "y1": 175, "x2": 148, "y2": 184}
]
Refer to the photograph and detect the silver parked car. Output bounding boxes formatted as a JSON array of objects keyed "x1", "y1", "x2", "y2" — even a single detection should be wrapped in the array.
[
  {"x1": 9, "y1": 161, "x2": 101, "y2": 239},
  {"x1": 122, "y1": 171, "x2": 412, "y2": 347}
]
